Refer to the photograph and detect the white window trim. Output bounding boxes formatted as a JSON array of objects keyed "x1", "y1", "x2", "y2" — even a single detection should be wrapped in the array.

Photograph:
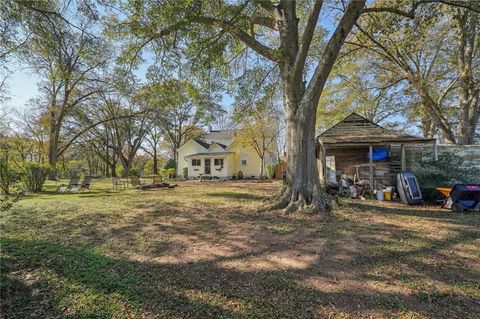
[{"x1": 241, "y1": 154, "x2": 248, "y2": 166}]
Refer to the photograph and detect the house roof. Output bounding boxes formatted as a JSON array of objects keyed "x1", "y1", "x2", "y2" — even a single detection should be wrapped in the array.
[
  {"x1": 203, "y1": 130, "x2": 235, "y2": 142},
  {"x1": 193, "y1": 139, "x2": 211, "y2": 149},
  {"x1": 185, "y1": 152, "x2": 234, "y2": 158},
  {"x1": 216, "y1": 142, "x2": 228, "y2": 149},
  {"x1": 317, "y1": 113, "x2": 435, "y2": 145}
]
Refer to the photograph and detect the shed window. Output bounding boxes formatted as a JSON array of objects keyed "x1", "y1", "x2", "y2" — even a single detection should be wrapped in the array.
[
  {"x1": 241, "y1": 154, "x2": 248, "y2": 166},
  {"x1": 192, "y1": 159, "x2": 201, "y2": 166},
  {"x1": 214, "y1": 158, "x2": 224, "y2": 166}
]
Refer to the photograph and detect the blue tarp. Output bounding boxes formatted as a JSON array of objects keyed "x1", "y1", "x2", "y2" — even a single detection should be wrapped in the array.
[{"x1": 366, "y1": 148, "x2": 390, "y2": 161}]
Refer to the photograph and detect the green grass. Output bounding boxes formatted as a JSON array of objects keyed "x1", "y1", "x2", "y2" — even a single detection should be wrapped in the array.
[{"x1": 1, "y1": 179, "x2": 479, "y2": 318}]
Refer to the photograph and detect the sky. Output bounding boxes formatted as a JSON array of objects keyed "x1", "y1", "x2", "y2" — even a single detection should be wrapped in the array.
[{"x1": 5, "y1": 63, "x2": 39, "y2": 113}]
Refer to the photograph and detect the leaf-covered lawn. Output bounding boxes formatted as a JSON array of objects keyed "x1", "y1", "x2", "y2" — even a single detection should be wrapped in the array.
[{"x1": 1, "y1": 179, "x2": 479, "y2": 318}]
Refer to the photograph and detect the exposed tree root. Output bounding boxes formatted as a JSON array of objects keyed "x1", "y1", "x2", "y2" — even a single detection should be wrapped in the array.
[{"x1": 258, "y1": 184, "x2": 334, "y2": 218}]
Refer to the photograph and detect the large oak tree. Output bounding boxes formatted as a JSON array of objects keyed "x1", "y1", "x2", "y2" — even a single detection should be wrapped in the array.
[{"x1": 110, "y1": 0, "x2": 480, "y2": 213}]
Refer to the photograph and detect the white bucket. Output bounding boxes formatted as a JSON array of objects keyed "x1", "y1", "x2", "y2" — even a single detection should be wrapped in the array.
[{"x1": 376, "y1": 191, "x2": 384, "y2": 201}]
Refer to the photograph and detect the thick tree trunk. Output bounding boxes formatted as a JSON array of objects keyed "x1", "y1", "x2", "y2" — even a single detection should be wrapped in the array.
[
  {"x1": 458, "y1": 93, "x2": 479, "y2": 145},
  {"x1": 121, "y1": 162, "x2": 130, "y2": 178},
  {"x1": 420, "y1": 114, "x2": 435, "y2": 138},
  {"x1": 410, "y1": 81, "x2": 457, "y2": 143},
  {"x1": 110, "y1": 162, "x2": 116, "y2": 177},
  {"x1": 268, "y1": 102, "x2": 332, "y2": 214},
  {"x1": 153, "y1": 147, "x2": 158, "y2": 175},
  {"x1": 47, "y1": 123, "x2": 60, "y2": 180},
  {"x1": 456, "y1": 9, "x2": 479, "y2": 145},
  {"x1": 263, "y1": 0, "x2": 365, "y2": 215},
  {"x1": 259, "y1": 156, "x2": 264, "y2": 179},
  {"x1": 282, "y1": 99, "x2": 331, "y2": 212},
  {"x1": 266, "y1": 72, "x2": 331, "y2": 214}
]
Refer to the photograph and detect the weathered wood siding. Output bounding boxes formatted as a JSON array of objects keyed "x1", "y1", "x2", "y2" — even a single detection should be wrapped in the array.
[
  {"x1": 324, "y1": 146, "x2": 395, "y2": 187},
  {"x1": 322, "y1": 144, "x2": 425, "y2": 187}
]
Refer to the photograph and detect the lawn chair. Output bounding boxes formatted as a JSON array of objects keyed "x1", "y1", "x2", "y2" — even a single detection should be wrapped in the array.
[
  {"x1": 130, "y1": 176, "x2": 146, "y2": 189},
  {"x1": 56, "y1": 176, "x2": 80, "y2": 193},
  {"x1": 112, "y1": 177, "x2": 126, "y2": 189},
  {"x1": 153, "y1": 175, "x2": 163, "y2": 185},
  {"x1": 71, "y1": 176, "x2": 93, "y2": 192}
]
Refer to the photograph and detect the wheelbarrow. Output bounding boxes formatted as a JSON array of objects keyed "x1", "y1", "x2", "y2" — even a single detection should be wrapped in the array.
[{"x1": 441, "y1": 184, "x2": 480, "y2": 213}]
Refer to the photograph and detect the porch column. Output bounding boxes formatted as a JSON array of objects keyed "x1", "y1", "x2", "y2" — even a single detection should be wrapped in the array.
[
  {"x1": 433, "y1": 141, "x2": 438, "y2": 161},
  {"x1": 369, "y1": 145, "x2": 374, "y2": 188},
  {"x1": 401, "y1": 144, "x2": 406, "y2": 171},
  {"x1": 320, "y1": 145, "x2": 327, "y2": 185}
]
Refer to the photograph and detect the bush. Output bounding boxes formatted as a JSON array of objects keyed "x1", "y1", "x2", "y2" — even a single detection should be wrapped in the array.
[
  {"x1": 160, "y1": 168, "x2": 176, "y2": 179},
  {"x1": 266, "y1": 164, "x2": 275, "y2": 179},
  {"x1": 144, "y1": 159, "x2": 154, "y2": 175},
  {"x1": 164, "y1": 159, "x2": 176, "y2": 170},
  {"x1": 0, "y1": 158, "x2": 20, "y2": 194},
  {"x1": 183, "y1": 167, "x2": 188, "y2": 178},
  {"x1": 21, "y1": 162, "x2": 52, "y2": 193},
  {"x1": 115, "y1": 165, "x2": 124, "y2": 177},
  {"x1": 128, "y1": 166, "x2": 141, "y2": 177},
  {"x1": 414, "y1": 152, "x2": 480, "y2": 201}
]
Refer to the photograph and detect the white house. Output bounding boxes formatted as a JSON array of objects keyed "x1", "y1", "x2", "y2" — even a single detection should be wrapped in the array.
[{"x1": 177, "y1": 129, "x2": 276, "y2": 179}]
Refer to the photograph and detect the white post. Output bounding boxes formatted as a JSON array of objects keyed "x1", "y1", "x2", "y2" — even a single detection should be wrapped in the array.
[
  {"x1": 401, "y1": 144, "x2": 406, "y2": 171},
  {"x1": 321, "y1": 146, "x2": 327, "y2": 185},
  {"x1": 433, "y1": 141, "x2": 438, "y2": 161},
  {"x1": 369, "y1": 145, "x2": 374, "y2": 188}
]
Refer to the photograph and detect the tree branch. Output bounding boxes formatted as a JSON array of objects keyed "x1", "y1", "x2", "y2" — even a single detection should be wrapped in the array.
[
  {"x1": 362, "y1": 0, "x2": 480, "y2": 19},
  {"x1": 193, "y1": 16, "x2": 281, "y2": 62},
  {"x1": 57, "y1": 112, "x2": 144, "y2": 157},
  {"x1": 302, "y1": 0, "x2": 366, "y2": 110},
  {"x1": 292, "y1": 0, "x2": 323, "y2": 84}
]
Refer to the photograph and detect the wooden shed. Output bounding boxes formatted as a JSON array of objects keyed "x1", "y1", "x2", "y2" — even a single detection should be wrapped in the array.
[{"x1": 316, "y1": 113, "x2": 436, "y2": 188}]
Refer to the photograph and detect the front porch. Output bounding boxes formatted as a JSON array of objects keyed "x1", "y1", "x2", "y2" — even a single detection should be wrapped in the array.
[{"x1": 185, "y1": 152, "x2": 234, "y2": 179}]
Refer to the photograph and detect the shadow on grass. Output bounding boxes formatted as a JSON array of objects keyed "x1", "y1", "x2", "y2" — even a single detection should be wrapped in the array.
[
  {"x1": 2, "y1": 227, "x2": 480, "y2": 318},
  {"x1": 346, "y1": 200, "x2": 480, "y2": 224},
  {"x1": 206, "y1": 191, "x2": 266, "y2": 201},
  {"x1": 2, "y1": 192, "x2": 480, "y2": 318}
]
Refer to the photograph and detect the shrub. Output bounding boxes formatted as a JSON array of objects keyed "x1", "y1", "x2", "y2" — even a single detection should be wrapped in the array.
[
  {"x1": 129, "y1": 166, "x2": 141, "y2": 177},
  {"x1": 144, "y1": 159, "x2": 154, "y2": 175},
  {"x1": 160, "y1": 168, "x2": 176, "y2": 179},
  {"x1": 21, "y1": 162, "x2": 52, "y2": 193},
  {"x1": 266, "y1": 164, "x2": 275, "y2": 179},
  {"x1": 115, "y1": 165, "x2": 124, "y2": 177},
  {"x1": 0, "y1": 158, "x2": 20, "y2": 195},
  {"x1": 183, "y1": 167, "x2": 188, "y2": 178},
  {"x1": 164, "y1": 159, "x2": 176, "y2": 170}
]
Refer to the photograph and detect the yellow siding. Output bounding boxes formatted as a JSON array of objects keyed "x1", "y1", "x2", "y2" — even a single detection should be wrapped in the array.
[
  {"x1": 228, "y1": 141, "x2": 263, "y2": 178},
  {"x1": 177, "y1": 141, "x2": 207, "y2": 178},
  {"x1": 177, "y1": 138, "x2": 267, "y2": 179}
]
